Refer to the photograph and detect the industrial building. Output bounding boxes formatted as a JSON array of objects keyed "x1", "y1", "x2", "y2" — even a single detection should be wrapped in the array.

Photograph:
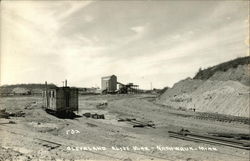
[
  {"x1": 101, "y1": 75, "x2": 117, "y2": 93},
  {"x1": 101, "y1": 75, "x2": 139, "y2": 94}
]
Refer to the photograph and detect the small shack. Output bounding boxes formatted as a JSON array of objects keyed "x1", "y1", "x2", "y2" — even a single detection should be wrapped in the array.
[{"x1": 43, "y1": 81, "x2": 78, "y2": 114}]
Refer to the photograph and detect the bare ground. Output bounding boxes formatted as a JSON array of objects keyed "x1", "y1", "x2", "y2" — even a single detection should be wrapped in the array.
[{"x1": 0, "y1": 95, "x2": 249, "y2": 161}]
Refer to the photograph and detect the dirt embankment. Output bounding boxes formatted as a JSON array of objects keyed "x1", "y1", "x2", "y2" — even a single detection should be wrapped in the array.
[{"x1": 157, "y1": 63, "x2": 250, "y2": 117}]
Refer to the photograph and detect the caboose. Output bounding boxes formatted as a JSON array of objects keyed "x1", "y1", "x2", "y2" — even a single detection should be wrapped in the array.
[{"x1": 43, "y1": 81, "x2": 78, "y2": 116}]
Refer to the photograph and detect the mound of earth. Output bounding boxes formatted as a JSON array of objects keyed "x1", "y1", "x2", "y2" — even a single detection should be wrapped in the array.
[
  {"x1": 158, "y1": 78, "x2": 204, "y2": 101},
  {"x1": 157, "y1": 79, "x2": 249, "y2": 117},
  {"x1": 157, "y1": 56, "x2": 250, "y2": 117}
]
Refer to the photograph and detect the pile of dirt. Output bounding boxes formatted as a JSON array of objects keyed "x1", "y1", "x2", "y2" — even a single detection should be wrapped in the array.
[
  {"x1": 157, "y1": 57, "x2": 250, "y2": 117},
  {"x1": 158, "y1": 78, "x2": 204, "y2": 100},
  {"x1": 157, "y1": 79, "x2": 249, "y2": 117},
  {"x1": 191, "y1": 80, "x2": 249, "y2": 116}
]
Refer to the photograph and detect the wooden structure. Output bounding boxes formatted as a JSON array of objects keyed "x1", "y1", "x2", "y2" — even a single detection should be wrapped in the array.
[
  {"x1": 117, "y1": 82, "x2": 139, "y2": 94},
  {"x1": 43, "y1": 81, "x2": 78, "y2": 114}
]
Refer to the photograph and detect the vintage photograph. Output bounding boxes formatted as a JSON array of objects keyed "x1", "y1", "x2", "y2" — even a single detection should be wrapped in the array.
[{"x1": 0, "y1": 0, "x2": 249, "y2": 160}]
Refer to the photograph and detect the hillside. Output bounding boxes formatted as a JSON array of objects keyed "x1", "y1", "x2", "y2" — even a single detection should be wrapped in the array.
[
  {"x1": 157, "y1": 56, "x2": 250, "y2": 117},
  {"x1": 194, "y1": 56, "x2": 250, "y2": 85}
]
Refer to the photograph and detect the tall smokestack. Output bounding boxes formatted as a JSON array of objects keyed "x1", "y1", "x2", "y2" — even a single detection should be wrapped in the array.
[{"x1": 65, "y1": 79, "x2": 67, "y2": 87}]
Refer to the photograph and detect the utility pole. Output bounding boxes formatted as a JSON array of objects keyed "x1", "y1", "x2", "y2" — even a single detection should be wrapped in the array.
[{"x1": 45, "y1": 81, "x2": 48, "y2": 107}]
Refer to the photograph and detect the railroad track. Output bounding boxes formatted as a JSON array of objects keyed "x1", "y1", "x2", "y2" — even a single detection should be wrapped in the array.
[{"x1": 168, "y1": 130, "x2": 250, "y2": 150}]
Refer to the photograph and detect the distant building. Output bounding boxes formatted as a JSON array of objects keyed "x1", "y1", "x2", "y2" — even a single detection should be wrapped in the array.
[
  {"x1": 12, "y1": 87, "x2": 31, "y2": 95},
  {"x1": 101, "y1": 75, "x2": 117, "y2": 93},
  {"x1": 78, "y1": 87, "x2": 100, "y2": 95}
]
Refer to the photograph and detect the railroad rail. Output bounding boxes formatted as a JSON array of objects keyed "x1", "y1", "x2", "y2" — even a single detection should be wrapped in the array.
[{"x1": 168, "y1": 130, "x2": 250, "y2": 150}]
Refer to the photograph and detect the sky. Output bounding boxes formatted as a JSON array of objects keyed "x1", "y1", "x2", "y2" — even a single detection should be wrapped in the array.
[{"x1": 1, "y1": 0, "x2": 249, "y2": 89}]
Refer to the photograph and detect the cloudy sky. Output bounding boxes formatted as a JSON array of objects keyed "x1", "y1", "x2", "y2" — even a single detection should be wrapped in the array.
[{"x1": 1, "y1": 0, "x2": 249, "y2": 89}]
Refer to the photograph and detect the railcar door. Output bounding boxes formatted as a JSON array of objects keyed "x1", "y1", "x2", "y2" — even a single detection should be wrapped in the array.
[{"x1": 65, "y1": 90, "x2": 70, "y2": 108}]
